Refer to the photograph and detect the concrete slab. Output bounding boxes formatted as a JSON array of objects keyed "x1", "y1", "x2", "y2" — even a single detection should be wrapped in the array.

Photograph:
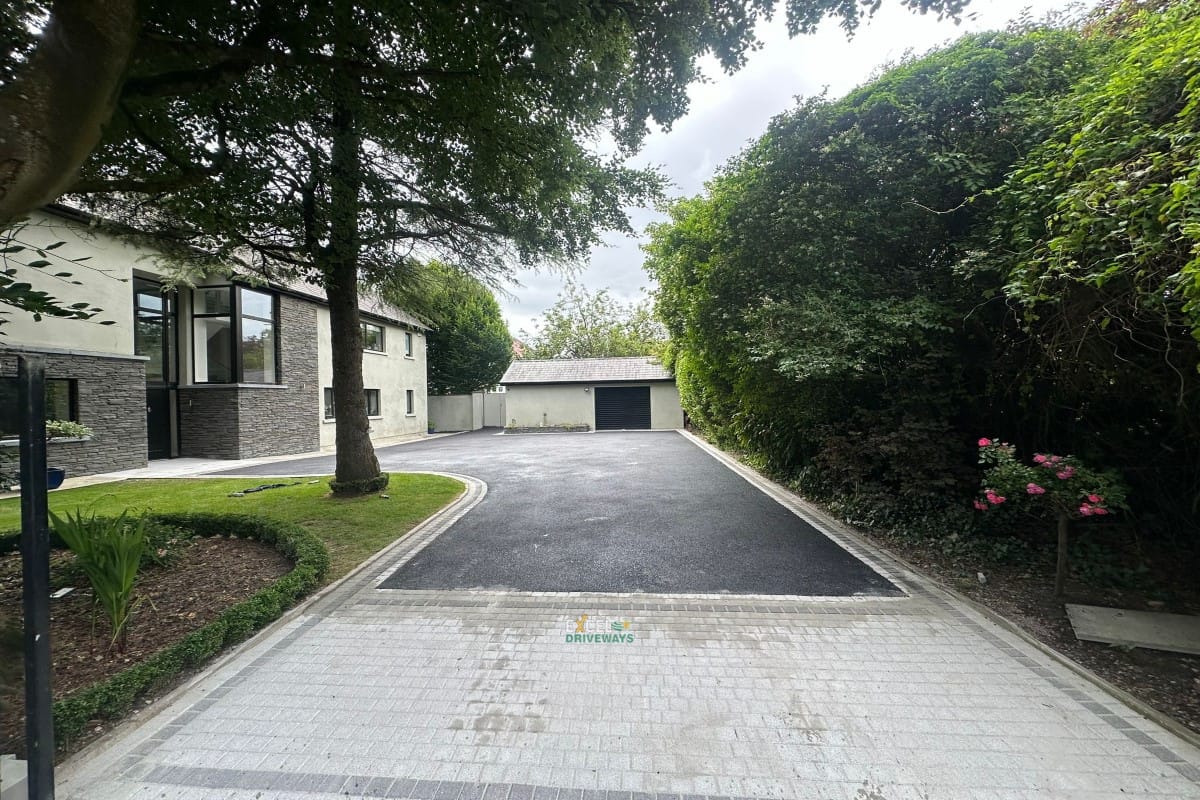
[{"x1": 1066, "y1": 603, "x2": 1200, "y2": 655}]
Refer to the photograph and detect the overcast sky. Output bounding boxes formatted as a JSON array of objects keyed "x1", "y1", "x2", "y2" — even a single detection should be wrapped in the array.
[{"x1": 499, "y1": 0, "x2": 1089, "y2": 338}]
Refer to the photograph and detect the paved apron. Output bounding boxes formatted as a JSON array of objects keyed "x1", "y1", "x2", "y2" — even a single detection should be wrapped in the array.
[{"x1": 59, "y1": 434, "x2": 1200, "y2": 800}]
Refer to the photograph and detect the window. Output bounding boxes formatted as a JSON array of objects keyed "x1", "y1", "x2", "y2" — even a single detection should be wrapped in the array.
[
  {"x1": 0, "y1": 378, "x2": 78, "y2": 438},
  {"x1": 134, "y1": 278, "x2": 176, "y2": 385},
  {"x1": 404, "y1": 331, "x2": 413, "y2": 357},
  {"x1": 362, "y1": 322, "x2": 385, "y2": 353},
  {"x1": 324, "y1": 388, "x2": 382, "y2": 419},
  {"x1": 405, "y1": 389, "x2": 415, "y2": 416},
  {"x1": 193, "y1": 285, "x2": 278, "y2": 384}
]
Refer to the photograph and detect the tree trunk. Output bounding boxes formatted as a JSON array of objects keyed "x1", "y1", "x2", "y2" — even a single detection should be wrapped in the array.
[
  {"x1": 0, "y1": 0, "x2": 139, "y2": 228},
  {"x1": 321, "y1": 5, "x2": 381, "y2": 494},
  {"x1": 1055, "y1": 512, "x2": 1070, "y2": 598}
]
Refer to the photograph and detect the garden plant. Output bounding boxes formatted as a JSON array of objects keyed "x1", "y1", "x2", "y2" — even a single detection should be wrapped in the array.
[{"x1": 974, "y1": 439, "x2": 1128, "y2": 598}]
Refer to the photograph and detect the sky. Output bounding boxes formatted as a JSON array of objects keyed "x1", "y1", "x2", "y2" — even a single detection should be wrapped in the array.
[{"x1": 499, "y1": 0, "x2": 1089, "y2": 338}]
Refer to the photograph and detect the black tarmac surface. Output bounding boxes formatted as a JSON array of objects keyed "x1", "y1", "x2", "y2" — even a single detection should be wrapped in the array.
[{"x1": 213, "y1": 430, "x2": 900, "y2": 596}]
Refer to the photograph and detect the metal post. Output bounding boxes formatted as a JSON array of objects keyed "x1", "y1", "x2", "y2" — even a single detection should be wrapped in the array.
[{"x1": 19, "y1": 355, "x2": 55, "y2": 798}]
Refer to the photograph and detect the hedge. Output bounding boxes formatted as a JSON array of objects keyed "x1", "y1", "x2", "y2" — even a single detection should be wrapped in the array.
[{"x1": 9, "y1": 512, "x2": 330, "y2": 750}]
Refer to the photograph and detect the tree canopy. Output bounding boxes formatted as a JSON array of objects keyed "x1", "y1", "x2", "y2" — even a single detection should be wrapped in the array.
[
  {"x1": 647, "y1": 3, "x2": 1200, "y2": 538},
  {"x1": 398, "y1": 263, "x2": 511, "y2": 396},
  {"x1": 0, "y1": 0, "x2": 974, "y2": 492},
  {"x1": 520, "y1": 282, "x2": 666, "y2": 360}
]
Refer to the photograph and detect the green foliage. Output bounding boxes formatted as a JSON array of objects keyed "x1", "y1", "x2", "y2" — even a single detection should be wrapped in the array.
[
  {"x1": 388, "y1": 262, "x2": 511, "y2": 395},
  {"x1": 49, "y1": 509, "x2": 146, "y2": 652},
  {"x1": 45, "y1": 419, "x2": 92, "y2": 439},
  {"x1": 520, "y1": 281, "x2": 667, "y2": 359},
  {"x1": 50, "y1": 512, "x2": 329, "y2": 749},
  {"x1": 0, "y1": 226, "x2": 112, "y2": 328},
  {"x1": 647, "y1": 28, "x2": 1094, "y2": 512},
  {"x1": 962, "y1": 3, "x2": 1200, "y2": 531}
]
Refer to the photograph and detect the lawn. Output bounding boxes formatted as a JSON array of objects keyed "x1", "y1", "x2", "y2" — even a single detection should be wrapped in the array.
[{"x1": 0, "y1": 473, "x2": 464, "y2": 579}]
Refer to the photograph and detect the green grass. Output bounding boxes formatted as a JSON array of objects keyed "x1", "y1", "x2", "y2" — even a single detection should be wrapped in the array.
[{"x1": 0, "y1": 474, "x2": 463, "y2": 580}]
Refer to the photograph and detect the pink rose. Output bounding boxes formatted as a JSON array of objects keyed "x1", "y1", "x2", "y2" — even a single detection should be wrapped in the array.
[
  {"x1": 1087, "y1": 494, "x2": 1102, "y2": 503},
  {"x1": 1026, "y1": 483, "x2": 1045, "y2": 495},
  {"x1": 1079, "y1": 505, "x2": 1093, "y2": 516},
  {"x1": 973, "y1": 500, "x2": 987, "y2": 511},
  {"x1": 987, "y1": 494, "x2": 1006, "y2": 505},
  {"x1": 1093, "y1": 507, "x2": 1109, "y2": 516},
  {"x1": 1056, "y1": 467, "x2": 1075, "y2": 480},
  {"x1": 1033, "y1": 454, "x2": 1047, "y2": 464},
  {"x1": 978, "y1": 437, "x2": 992, "y2": 447}
]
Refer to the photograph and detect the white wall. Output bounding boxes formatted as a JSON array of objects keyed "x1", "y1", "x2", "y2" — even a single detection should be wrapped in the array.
[
  {"x1": 483, "y1": 392, "x2": 506, "y2": 427},
  {"x1": 317, "y1": 308, "x2": 427, "y2": 448},
  {"x1": 428, "y1": 394, "x2": 475, "y2": 431},
  {"x1": 2, "y1": 210, "x2": 177, "y2": 356},
  {"x1": 650, "y1": 382, "x2": 685, "y2": 429},
  {"x1": 505, "y1": 381, "x2": 684, "y2": 429},
  {"x1": 505, "y1": 384, "x2": 595, "y2": 428}
]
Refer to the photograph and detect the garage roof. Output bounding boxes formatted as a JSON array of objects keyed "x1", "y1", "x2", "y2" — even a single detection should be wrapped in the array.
[{"x1": 501, "y1": 357, "x2": 673, "y2": 384}]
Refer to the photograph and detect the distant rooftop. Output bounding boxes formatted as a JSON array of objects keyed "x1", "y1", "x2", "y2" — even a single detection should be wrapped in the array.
[{"x1": 501, "y1": 357, "x2": 673, "y2": 384}]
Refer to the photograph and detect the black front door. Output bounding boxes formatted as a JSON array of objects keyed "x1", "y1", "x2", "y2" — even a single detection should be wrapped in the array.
[
  {"x1": 145, "y1": 386, "x2": 172, "y2": 459},
  {"x1": 594, "y1": 386, "x2": 652, "y2": 430},
  {"x1": 134, "y1": 278, "x2": 177, "y2": 459}
]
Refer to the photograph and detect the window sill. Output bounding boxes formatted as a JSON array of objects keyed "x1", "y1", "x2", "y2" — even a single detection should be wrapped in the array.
[
  {"x1": 363, "y1": 349, "x2": 387, "y2": 355},
  {"x1": 405, "y1": 413, "x2": 417, "y2": 418},
  {"x1": 1, "y1": 436, "x2": 92, "y2": 447},
  {"x1": 322, "y1": 418, "x2": 336, "y2": 424},
  {"x1": 183, "y1": 383, "x2": 288, "y2": 390},
  {"x1": 367, "y1": 415, "x2": 383, "y2": 420},
  {"x1": 403, "y1": 355, "x2": 415, "y2": 360}
]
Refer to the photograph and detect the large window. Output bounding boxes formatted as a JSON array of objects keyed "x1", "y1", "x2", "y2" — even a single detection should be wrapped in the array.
[
  {"x1": 0, "y1": 378, "x2": 78, "y2": 438},
  {"x1": 193, "y1": 286, "x2": 278, "y2": 384},
  {"x1": 362, "y1": 322, "x2": 385, "y2": 353}
]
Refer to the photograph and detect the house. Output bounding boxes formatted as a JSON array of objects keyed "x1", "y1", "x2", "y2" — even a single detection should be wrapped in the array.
[
  {"x1": 0, "y1": 206, "x2": 428, "y2": 478},
  {"x1": 499, "y1": 357, "x2": 683, "y2": 430}
]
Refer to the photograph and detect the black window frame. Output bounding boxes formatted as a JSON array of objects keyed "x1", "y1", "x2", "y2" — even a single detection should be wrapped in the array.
[
  {"x1": 323, "y1": 387, "x2": 335, "y2": 420},
  {"x1": 404, "y1": 331, "x2": 413, "y2": 357},
  {"x1": 361, "y1": 322, "x2": 386, "y2": 353},
  {"x1": 1, "y1": 378, "x2": 79, "y2": 439},
  {"x1": 405, "y1": 389, "x2": 415, "y2": 415},
  {"x1": 192, "y1": 284, "x2": 281, "y2": 385},
  {"x1": 324, "y1": 387, "x2": 382, "y2": 419}
]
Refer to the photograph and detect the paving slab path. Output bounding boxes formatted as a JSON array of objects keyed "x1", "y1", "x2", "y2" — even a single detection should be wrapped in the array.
[{"x1": 59, "y1": 431, "x2": 1200, "y2": 799}]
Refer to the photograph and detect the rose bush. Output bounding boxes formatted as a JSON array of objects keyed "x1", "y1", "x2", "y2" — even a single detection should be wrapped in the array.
[{"x1": 975, "y1": 439, "x2": 1128, "y2": 596}]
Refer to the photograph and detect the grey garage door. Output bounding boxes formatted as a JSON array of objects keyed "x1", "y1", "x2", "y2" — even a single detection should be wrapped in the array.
[{"x1": 594, "y1": 386, "x2": 651, "y2": 430}]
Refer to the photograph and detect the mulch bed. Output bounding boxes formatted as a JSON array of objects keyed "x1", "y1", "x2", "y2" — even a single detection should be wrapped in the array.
[
  {"x1": 1, "y1": 536, "x2": 291, "y2": 758},
  {"x1": 862, "y1": 530, "x2": 1200, "y2": 737}
]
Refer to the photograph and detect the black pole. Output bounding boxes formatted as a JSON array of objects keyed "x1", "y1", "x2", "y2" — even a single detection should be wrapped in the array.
[{"x1": 19, "y1": 355, "x2": 55, "y2": 798}]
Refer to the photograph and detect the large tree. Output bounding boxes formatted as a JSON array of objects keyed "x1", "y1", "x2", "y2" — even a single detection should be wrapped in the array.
[
  {"x1": 1, "y1": 0, "x2": 970, "y2": 493},
  {"x1": 389, "y1": 262, "x2": 511, "y2": 396},
  {"x1": 520, "y1": 281, "x2": 666, "y2": 359}
]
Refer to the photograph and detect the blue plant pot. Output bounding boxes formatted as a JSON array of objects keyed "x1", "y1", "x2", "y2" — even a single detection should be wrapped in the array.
[{"x1": 46, "y1": 468, "x2": 66, "y2": 490}]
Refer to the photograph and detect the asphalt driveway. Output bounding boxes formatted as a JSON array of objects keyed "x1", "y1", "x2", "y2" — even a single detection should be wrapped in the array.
[{"x1": 215, "y1": 430, "x2": 899, "y2": 596}]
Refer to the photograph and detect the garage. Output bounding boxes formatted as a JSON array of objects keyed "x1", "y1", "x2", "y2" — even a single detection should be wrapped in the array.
[
  {"x1": 594, "y1": 386, "x2": 651, "y2": 430},
  {"x1": 499, "y1": 356, "x2": 684, "y2": 431}
]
